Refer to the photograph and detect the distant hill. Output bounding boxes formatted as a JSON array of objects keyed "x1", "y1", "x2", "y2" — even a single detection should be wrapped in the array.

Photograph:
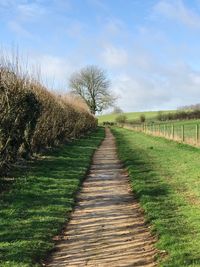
[{"x1": 97, "y1": 110, "x2": 175, "y2": 123}]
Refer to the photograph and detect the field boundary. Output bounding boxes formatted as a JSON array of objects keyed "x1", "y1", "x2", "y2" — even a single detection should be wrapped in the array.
[{"x1": 120, "y1": 122, "x2": 200, "y2": 147}]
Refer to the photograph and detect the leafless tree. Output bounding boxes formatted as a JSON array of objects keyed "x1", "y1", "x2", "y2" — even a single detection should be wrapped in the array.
[
  {"x1": 178, "y1": 103, "x2": 200, "y2": 111},
  {"x1": 69, "y1": 65, "x2": 116, "y2": 114},
  {"x1": 112, "y1": 106, "x2": 123, "y2": 114}
]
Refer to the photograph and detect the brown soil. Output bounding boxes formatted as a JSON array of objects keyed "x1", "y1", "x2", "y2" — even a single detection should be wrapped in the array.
[{"x1": 45, "y1": 128, "x2": 157, "y2": 267}]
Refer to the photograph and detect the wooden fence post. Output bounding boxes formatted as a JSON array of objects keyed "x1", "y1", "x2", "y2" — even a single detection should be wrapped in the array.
[
  {"x1": 172, "y1": 124, "x2": 174, "y2": 140},
  {"x1": 196, "y1": 124, "x2": 199, "y2": 144},
  {"x1": 182, "y1": 125, "x2": 185, "y2": 142},
  {"x1": 123, "y1": 122, "x2": 198, "y2": 146}
]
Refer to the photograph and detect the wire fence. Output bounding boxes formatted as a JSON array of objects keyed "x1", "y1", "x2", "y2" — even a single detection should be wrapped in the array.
[{"x1": 122, "y1": 123, "x2": 200, "y2": 147}]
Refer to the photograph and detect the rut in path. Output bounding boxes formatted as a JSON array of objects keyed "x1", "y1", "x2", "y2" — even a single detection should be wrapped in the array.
[{"x1": 46, "y1": 128, "x2": 157, "y2": 267}]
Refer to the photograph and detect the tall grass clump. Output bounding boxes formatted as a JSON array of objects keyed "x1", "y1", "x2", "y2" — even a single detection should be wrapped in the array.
[{"x1": 0, "y1": 53, "x2": 97, "y2": 176}]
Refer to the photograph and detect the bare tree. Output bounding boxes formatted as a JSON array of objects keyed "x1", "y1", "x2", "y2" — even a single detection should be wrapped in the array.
[
  {"x1": 112, "y1": 106, "x2": 123, "y2": 114},
  {"x1": 69, "y1": 65, "x2": 116, "y2": 114}
]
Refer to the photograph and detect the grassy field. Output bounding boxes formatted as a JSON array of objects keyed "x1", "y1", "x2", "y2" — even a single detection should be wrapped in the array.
[
  {"x1": 112, "y1": 127, "x2": 200, "y2": 267},
  {"x1": 124, "y1": 119, "x2": 200, "y2": 145},
  {"x1": 157, "y1": 120, "x2": 200, "y2": 142},
  {"x1": 98, "y1": 112, "x2": 200, "y2": 146},
  {"x1": 0, "y1": 128, "x2": 105, "y2": 267},
  {"x1": 157, "y1": 119, "x2": 200, "y2": 126},
  {"x1": 98, "y1": 110, "x2": 175, "y2": 123}
]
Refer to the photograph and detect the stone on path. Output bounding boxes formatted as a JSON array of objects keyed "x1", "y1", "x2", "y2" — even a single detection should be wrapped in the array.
[{"x1": 45, "y1": 128, "x2": 157, "y2": 267}]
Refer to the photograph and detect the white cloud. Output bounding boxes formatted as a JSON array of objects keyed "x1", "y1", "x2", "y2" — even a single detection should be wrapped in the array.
[
  {"x1": 8, "y1": 20, "x2": 33, "y2": 38},
  {"x1": 30, "y1": 54, "x2": 76, "y2": 90},
  {"x1": 0, "y1": 45, "x2": 78, "y2": 91},
  {"x1": 17, "y1": 2, "x2": 46, "y2": 21},
  {"x1": 87, "y1": 0, "x2": 108, "y2": 11},
  {"x1": 153, "y1": 0, "x2": 200, "y2": 29},
  {"x1": 53, "y1": 0, "x2": 72, "y2": 11},
  {"x1": 101, "y1": 44, "x2": 128, "y2": 67},
  {"x1": 162, "y1": 62, "x2": 200, "y2": 97},
  {"x1": 104, "y1": 41, "x2": 200, "y2": 112},
  {"x1": 2, "y1": 0, "x2": 200, "y2": 112},
  {"x1": 0, "y1": 0, "x2": 16, "y2": 8},
  {"x1": 2, "y1": 1, "x2": 46, "y2": 39},
  {"x1": 66, "y1": 20, "x2": 85, "y2": 38},
  {"x1": 104, "y1": 18, "x2": 124, "y2": 36},
  {"x1": 112, "y1": 73, "x2": 171, "y2": 111}
]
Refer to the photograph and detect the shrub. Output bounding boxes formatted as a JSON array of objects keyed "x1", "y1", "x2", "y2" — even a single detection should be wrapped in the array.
[
  {"x1": 0, "y1": 68, "x2": 41, "y2": 174},
  {"x1": 115, "y1": 114, "x2": 127, "y2": 124},
  {"x1": 102, "y1": 121, "x2": 115, "y2": 126},
  {"x1": 140, "y1": 114, "x2": 146, "y2": 123},
  {"x1": 0, "y1": 55, "x2": 97, "y2": 176},
  {"x1": 112, "y1": 106, "x2": 123, "y2": 114},
  {"x1": 157, "y1": 110, "x2": 200, "y2": 121}
]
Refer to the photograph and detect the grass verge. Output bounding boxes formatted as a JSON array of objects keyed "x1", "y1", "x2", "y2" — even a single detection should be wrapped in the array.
[
  {"x1": 0, "y1": 127, "x2": 105, "y2": 267},
  {"x1": 112, "y1": 127, "x2": 200, "y2": 267}
]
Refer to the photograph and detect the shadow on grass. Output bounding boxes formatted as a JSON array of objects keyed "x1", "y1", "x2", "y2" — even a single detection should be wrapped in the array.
[
  {"x1": 112, "y1": 128, "x2": 200, "y2": 267},
  {"x1": 0, "y1": 128, "x2": 105, "y2": 267}
]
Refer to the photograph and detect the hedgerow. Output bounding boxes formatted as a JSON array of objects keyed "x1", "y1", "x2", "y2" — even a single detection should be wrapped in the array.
[{"x1": 0, "y1": 56, "x2": 97, "y2": 176}]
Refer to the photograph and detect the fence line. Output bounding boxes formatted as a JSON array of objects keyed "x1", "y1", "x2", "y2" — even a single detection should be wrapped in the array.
[{"x1": 121, "y1": 123, "x2": 200, "y2": 147}]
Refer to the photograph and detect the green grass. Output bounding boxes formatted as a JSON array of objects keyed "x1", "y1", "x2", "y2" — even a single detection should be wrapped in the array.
[
  {"x1": 0, "y1": 128, "x2": 105, "y2": 267},
  {"x1": 112, "y1": 127, "x2": 200, "y2": 267},
  {"x1": 126, "y1": 119, "x2": 200, "y2": 143},
  {"x1": 159, "y1": 120, "x2": 200, "y2": 141},
  {"x1": 158, "y1": 119, "x2": 200, "y2": 126},
  {"x1": 98, "y1": 110, "x2": 175, "y2": 123}
]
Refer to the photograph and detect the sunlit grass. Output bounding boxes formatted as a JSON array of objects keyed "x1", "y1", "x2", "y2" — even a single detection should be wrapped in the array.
[
  {"x1": 0, "y1": 128, "x2": 105, "y2": 267},
  {"x1": 112, "y1": 127, "x2": 200, "y2": 267}
]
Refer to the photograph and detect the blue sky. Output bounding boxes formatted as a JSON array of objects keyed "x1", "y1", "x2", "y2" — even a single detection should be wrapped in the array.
[{"x1": 1, "y1": 0, "x2": 200, "y2": 112}]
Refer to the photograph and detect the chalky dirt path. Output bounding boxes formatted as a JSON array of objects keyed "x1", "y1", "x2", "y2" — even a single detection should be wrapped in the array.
[{"x1": 46, "y1": 128, "x2": 157, "y2": 267}]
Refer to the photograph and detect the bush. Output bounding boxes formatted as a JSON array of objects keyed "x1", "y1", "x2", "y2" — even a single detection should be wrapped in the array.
[
  {"x1": 0, "y1": 56, "x2": 97, "y2": 176},
  {"x1": 0, "y1": 68, "x2": 41, "y2": 174},
  {"x1": 102, "y1": 121, "x2": 115, "y2": 126},
  {"x1": 115, "y1": 114, "x2": 127, "y2": 124},
  {"x1": 157, "y1": 110, "x2": 200, "y2": 121},
  {"x1": 112, "y1": 106, "x2": 123, "y2": 114},
  {"x1": 140, "y1": 114, "x2": 146, "y2": 123}
]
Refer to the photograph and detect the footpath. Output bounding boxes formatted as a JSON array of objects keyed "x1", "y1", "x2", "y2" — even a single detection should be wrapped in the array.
[{"x1": 46, "y1": 128, "x2": 157, "y2": 267}]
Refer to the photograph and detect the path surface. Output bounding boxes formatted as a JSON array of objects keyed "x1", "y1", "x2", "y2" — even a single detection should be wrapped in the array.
[{"x1": 46, "y1": 128, "x2": 157, "y2": 267}]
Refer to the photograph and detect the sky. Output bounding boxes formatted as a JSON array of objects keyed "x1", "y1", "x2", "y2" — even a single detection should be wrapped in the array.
[{"x1": 1, "y1": 0, "x2": 200, "y2": 113}]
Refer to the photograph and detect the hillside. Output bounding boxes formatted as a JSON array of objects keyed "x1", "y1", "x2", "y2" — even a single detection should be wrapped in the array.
[{"x1": 98, "y1": 110, "x2": 175, "y2": 123}]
